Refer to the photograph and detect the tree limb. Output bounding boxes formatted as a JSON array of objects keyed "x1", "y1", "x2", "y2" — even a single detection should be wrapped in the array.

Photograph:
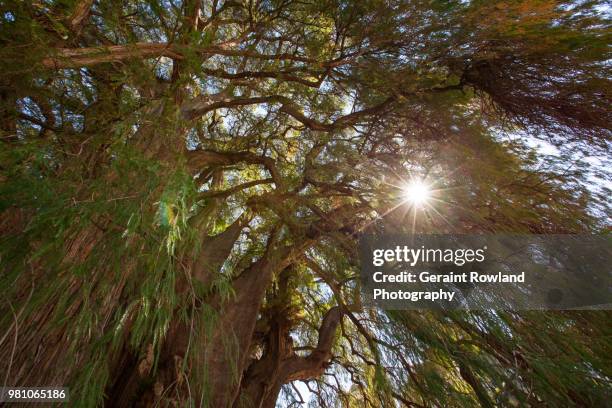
[
  {"x1": 41, "y1": 42, "x2": 324, "y2": 69},
  {"x1": 181, "y1": 94, "x2": 396, "y2": 132},
  {"x1": 199, "y1": 178, "x2": 274, "y2": 199},
  {"x1": 42, "y1": 43, "x2": 183, "y2": 68},
  {"x1": 283, "y1": 306, "x2": 344, "y2": 382},
  {"x1": 186, "y1": 149, "x2": 284, "y2": 189},
  {"x1": 68, "y1": 0, "x2": 95, "y2": 34}
]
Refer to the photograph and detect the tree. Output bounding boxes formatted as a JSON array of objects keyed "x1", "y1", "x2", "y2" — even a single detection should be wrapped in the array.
[{"x1": 0, "y1": 1, "x2": 610, "y2": 407}]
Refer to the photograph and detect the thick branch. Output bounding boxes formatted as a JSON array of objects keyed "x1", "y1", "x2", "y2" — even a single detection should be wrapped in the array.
[
  {"x1": 283, "y1": 306, "x2": 344, "y2": 382},
  {"x1": 41, "y1": 42, "x2": 324, "y2": 69},
  {"x1": 186, "y1": 149, "x2": 284, "y2": 189},
  {"x1": 189, "y1": 213, "x2": 249, "y2": 284},
  {"x1": 182, "y1": 94, "x2": 395, "y2": 132},
  {"x1": 204, "y1": 230, "x2": 317, "y2": 407},
  {"x1": 200, "y1": 67, "x2": 325, "y2": 88},
  {"x1": 42, "y1": 43, "x2": 183, "y2": 68},
  {"x1": 68, "y1": 0, "x2": 95, "y2": 34},
  {"x1": 199, "y1": 178, "x2": 274, "y2": 199}
]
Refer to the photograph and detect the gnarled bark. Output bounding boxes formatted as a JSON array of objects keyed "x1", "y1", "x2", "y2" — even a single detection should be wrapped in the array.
[{"x1": 235, "y1": 306, "x2": 343, "y2": 408}]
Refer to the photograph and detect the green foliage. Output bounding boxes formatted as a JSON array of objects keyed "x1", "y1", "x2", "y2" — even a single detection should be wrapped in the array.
[{"x1": 0, "y1": 0, "x2": 610, "y2": 407}]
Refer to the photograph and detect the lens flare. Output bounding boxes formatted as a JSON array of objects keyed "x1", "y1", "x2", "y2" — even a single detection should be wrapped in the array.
[{"x1": 402, "y1": 180, "x2": 431, "y2": 206}]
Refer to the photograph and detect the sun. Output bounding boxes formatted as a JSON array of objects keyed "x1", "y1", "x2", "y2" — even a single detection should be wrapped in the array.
[{"x1": 402, "y1": 180, "x2": 431, "y2": 206}]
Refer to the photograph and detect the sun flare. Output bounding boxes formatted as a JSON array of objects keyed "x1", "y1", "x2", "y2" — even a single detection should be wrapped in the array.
[{"x1": 402, "y1": 180, "x2": 431, "y2": 206}]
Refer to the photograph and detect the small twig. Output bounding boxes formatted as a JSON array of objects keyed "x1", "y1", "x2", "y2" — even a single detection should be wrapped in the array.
[
  {"x1": 107, "y1": 194, "x2": 140, "y2": 202},
  {"x1": 290, "y1": 381, "x2": 305, "y2": 404}
]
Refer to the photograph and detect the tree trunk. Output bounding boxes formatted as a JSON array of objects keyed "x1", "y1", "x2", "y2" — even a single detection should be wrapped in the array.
[{"x1": 234, "y1": 306, "x2": 344, "y2": 408}]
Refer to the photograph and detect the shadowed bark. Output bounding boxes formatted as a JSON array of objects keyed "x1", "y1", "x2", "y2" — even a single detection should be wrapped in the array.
[{"x1": 235, "y1": 306, "x2": 343, "y2": 408}]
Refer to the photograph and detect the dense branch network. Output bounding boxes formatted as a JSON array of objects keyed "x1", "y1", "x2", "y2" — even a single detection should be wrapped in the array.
[{"x1": 1, "y1": 1, "x2": 610, "y2": 407}]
